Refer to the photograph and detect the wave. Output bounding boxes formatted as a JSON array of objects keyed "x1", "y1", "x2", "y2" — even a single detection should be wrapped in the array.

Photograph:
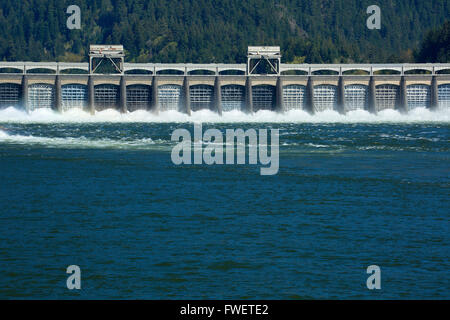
[
  {"x1": 0, "y1": 106, "x2": 449, "y2": 124},
  {"x1": 0, "y1": 129, "x2": 161, "y2": 149}
]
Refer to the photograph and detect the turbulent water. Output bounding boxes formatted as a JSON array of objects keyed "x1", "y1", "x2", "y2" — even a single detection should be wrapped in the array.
[{"x1": 0, "y1": 106, "x2": 449, "y2": 299}]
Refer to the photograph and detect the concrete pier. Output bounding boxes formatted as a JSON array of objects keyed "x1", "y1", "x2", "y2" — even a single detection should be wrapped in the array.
[
  {"x1": 55, "y1": 75, "x2": 62, "y2": 112},
  {"x1": 399, "y1": 76, "x2": 408, "y2": 112},
  {"x1": 88, "y1": 76, "x2": 95, "y2": 114},
  {"x1": 368, "y1": 76, "x2": 376, "y2": 113},
  {"x1": 183, "y1": 76, "x2": 191, "y2": 116},
  {"x1": 245, "y1": 77, "x2": 253, "y2": 113},
  {"x1": 152, "y1": 76, "x2": 159, "y2": 113},
  {"x1": 306, "y1": 77, "x2": 314, "y2": 113},
  {"x1": 431, "y1": 76, "x2": 439, "y2": 110},
  {"x1": 214, "y1": 76, "x2": 222, "y2": 115},
  {"x1": 337, "y1": 76, "x2": 345, "y2": 114},
  {"x1": 276, "y1": 77, "x2": 284, "y2": 112},
  {"x1": 21, "y1": 75, "x2": 28, "y2": 112},
  {"x1": 120, "y1": 76, "x2": 127, "y2": 113}
]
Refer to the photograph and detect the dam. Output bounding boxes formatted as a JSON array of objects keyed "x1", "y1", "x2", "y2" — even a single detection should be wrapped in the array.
[{"x1": 0, "y1": 46, "x2": 449, "y2": 115}]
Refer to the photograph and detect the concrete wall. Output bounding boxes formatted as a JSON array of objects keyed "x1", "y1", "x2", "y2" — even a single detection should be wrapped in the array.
[
  {"x1": 1, "y1": 73, "x2": 448, "y2": 114},
  {"x1": 436, "y1": 75, "x2": 450, "y2": 85},
  {"x1": 60, "y1": 75, "x2": 89, "y2": 85},
  {"x1": 27, "y1": 75, "x2": 56, "y2": 85},
  {"x1": 0, "y1": 74, "x2": 23, "y2": 84}
]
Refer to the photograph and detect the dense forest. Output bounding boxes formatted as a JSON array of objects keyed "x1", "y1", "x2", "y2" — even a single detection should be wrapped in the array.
[
  {"x1": 0, "y1": 0, "x2": 448, "y2": 63},
  {"x1": 416, "y1": 21, "x2": 450, "y2": 63}
]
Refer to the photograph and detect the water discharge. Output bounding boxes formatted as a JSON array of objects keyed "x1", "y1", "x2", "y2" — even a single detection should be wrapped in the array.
[
  {"x1": 0, "y1": 106, "x2": 449, "y2": 124},
  {"x1": 0, "y1": 129, "x2": 157, "y2": 149}
]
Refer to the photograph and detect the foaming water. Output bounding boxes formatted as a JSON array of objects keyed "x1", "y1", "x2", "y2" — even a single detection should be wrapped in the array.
[
  {"x1": 1, "y1": 123, "x2": 448, "y2": 155},
  {"x1": 0, "y1": 106, "x2": 449, "y2": 124},
  {"x1": 0, "y1": 129, "x2": 159, "y2": 149}
]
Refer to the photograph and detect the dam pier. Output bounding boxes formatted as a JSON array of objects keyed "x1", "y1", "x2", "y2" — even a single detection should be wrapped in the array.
[{"x1": 0, "y1": 46, "x2": 449, "y2": 115}]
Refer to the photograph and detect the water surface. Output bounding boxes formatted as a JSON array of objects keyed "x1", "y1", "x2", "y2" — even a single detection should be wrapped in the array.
[{"x1": 0, "y1": 107, "x2": 449, "y2": 299}]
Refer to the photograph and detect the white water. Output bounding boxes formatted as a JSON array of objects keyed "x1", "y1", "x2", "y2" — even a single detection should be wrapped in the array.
[
  {"x1": 0, "y1": 106, "x2": 449, "y2": 124},
  {"x1": 0, "y1": 106, "x2": 448, "y2": 149},
  {"x1": 0, "y1": 129, "x2": 160, "y2": 149}
]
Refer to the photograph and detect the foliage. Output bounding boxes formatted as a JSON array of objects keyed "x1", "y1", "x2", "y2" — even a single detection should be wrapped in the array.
[
  {"x1": 416, "y1": 20, "x2": 450, "y2": 63},
  {"x1": 0, "y1": 0, "x2": 448, "y2": 63}
]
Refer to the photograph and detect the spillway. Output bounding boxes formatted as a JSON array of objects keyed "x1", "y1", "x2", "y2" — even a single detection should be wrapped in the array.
[
  {"x1": 252, "y1": 85, "x2": 275, "y2": 111},
  {"x1": 94, "y1": 84, "x2": 119, "y2": 111},
  {"x1": 438, "y1": 84, "x2": 450, "y2": 109},
  {"x1": 0, "y1": 61, "x2": 449, "y2": 115},
  {"x1": 314, "y1": 85, "x2": 338, "y2": 112},
  {"x1": 375, "y1": 84, "x2": 399, "y2": 112},
  {"x1": 344, "y1": 84, "x2": 368, "y2": 111},
  {"x1": 0, "y1": 83, "x2": 21, "y2": 109},
  {"x1": 126, "y1": 84, "x2": 151, "y2": 111},
  {"x1": 190, "y1": 85, "x2": 213, "y2": 111},
  {"x1": 158, "y1": 84, "x2": 182, "y2": 112},
  {"x1": 221, "y1": 85, "x2": 245, "y2": 112},
  {"x1": 28, "y1": 84, "x2": 55, "y2": 111},
  {"x1": 283, "y1": 85, "x2": 306, "y2": 111},
  {"x1": 62, "y1": 84, "x2": 88, "y2": 111},
  {"x1": 406, "y1": 84, "x2": 431, "y2": 110}
]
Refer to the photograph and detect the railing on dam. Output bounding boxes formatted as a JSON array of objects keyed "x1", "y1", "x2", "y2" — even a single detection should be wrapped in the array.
[
  {"x1": 0, "y1": 62, "x2": 449, "y2": 114},
  {"x1": 1, "y1": 62, "x2": 450, "y2": 76}
]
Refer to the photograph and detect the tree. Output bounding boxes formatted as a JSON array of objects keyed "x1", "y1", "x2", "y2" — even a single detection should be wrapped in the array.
[
  {"x1": 0, "y1": 0, "x2": 448, "y2": 63},
  {"x1": 416, "y1": 21, "x2": 450, "y2": 63}
]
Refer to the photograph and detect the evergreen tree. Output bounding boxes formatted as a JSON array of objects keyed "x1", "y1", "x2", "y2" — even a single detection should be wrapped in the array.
[
  {"x1": 0, "y1": 0, "x2": 448, "y2": 63},
  {"x1": 416, "y1": 21, "x2": 450, "y2": 63}
]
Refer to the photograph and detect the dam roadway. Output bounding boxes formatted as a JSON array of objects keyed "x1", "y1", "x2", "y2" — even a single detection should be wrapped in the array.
[{"x1": 0, "y1": 61, "x2": 449, "y2": 115}]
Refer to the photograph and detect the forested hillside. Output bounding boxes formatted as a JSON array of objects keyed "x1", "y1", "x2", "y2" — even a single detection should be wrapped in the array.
[
  {"x1": 0, "y1": 0, "x2": 448, "y2": 63},
  {"x1": 416, "y1": 21, "x2": 450, "y2": 63}
]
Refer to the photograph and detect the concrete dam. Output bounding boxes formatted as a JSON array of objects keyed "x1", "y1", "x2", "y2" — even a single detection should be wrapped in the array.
[{"x1": 0, "y1": 46, "x2": 449, "y2": 115}]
